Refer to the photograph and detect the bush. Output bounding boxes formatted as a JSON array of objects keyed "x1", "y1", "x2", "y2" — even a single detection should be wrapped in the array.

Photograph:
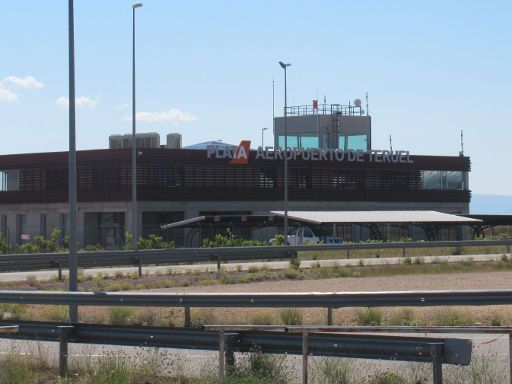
[
  {"x1": 434, "y1": 309, "x2": 474, "y2": 326},
  {"x1": 279, "y1": 308, "x2": 303, "y2": 325},
  {"x1": 387, "y1": 308, "x2": 416, "y2": 326},
  {"x1": 203, "y1": 230, "x2": 267, "y2": 248},
  {"x1": 109, "y1": 307, "x2": 134, "y2": 325},
  {"x1": 313, "y1": 358, "x2": 351, "y2": 384},
  {"x1": 356, "y1": 308, "x2": 382, "y2": 326},
  {"x1": 229, "y1": 349, "x2": 289, "y2": 384},
  {"x1": 0, "y1": 234, "x2": 10, "y2": 254}
]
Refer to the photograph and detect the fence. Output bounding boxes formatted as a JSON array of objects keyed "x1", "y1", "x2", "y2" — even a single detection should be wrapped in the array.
[
  {"x1": 0, "y1": 239, "x2": 510, "y2": 278},
  {"x1": 0, "y1": 320, "x2": 471, "y2": 384},
  {"x1": 1, "y1": 289, "x2": 512, "y2": 383}
]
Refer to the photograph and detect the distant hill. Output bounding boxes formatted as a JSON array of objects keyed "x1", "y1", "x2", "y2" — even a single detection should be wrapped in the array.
[{"x1": 470, "y1": 194, "x2": 512, "y2": 214}]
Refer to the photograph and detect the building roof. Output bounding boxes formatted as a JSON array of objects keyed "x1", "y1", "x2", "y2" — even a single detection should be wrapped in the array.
[
  {"x1": 270, "y1": 211, "x2": 481, "y2": 224},
  {"x1": 184, "y1": 141, "x2": 236, "y2": 150}
]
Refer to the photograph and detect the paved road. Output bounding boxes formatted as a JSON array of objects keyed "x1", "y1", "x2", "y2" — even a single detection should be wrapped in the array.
[{"x1": 0, "y1": 253, "x2": 505, "y2": 282}]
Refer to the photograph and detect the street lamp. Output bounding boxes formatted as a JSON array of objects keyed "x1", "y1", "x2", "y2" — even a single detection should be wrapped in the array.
[
  {"x1": 261, "y1": 127, "x2": 268, "y2": 148},
  {"x1": 132, "y1": 2, "x2": 143, "y2": 252},
  {"x1": 68, "y1": 0, "x2": 78, "y2": 322},
  {"x1": 278, "y1": 61, "x2": 291, "y2": 240}
]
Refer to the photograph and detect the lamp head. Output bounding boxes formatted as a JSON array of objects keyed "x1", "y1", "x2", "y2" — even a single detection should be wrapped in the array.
[
  {"x1": 279, "y1": 61, "x2": 291, "y2": 69},
  {"x1": 262, "y1": 127, "x2": 268, "y2": 131},
  {"x1": 132, "y1": 2, "x2": 143, "y2": 8}
]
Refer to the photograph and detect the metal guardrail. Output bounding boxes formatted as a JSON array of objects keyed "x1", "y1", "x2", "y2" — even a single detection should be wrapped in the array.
[
  {"x1": 0, "y1": 289, "x2": 511, "y2": 308},
  {"x1": 0, "y1": 239, "x2": 510, "y2": 276},
  {"x1": 0, "y1": 320, "x2": 471, "y2": 384}
]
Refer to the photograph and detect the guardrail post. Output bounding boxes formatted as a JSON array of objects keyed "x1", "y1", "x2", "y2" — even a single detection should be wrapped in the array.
[
  {"x1": 225, "y1": 333, "x2": 237, "y2": 369},
  {"x1": 431, "y1": 343, "x2": 443, "y2": 384},
  {"x1": 138, "y1": 258, "x2": 143, "y2": 278},
  {"x1": 327, "y1": 307, "x2": 333, "y2": 325},
  {"x1": 302, "y1": 332, "x2": 309, "y2": 384},
  {"x1": 184, "y1": 307, "x2": 191, "y2": 328},
  {"x1": 219, "y1": 329, "x2": 225, "y2": 384},
  {"x1": 58, "y1": 325, "x2": 74, "y2": 378},
  {"x1": 402, "y1": 247, "x2": 406, "y2": 257},
  {"x1": 509, "y1": 333, "x2": 512, "y2": 384},
  {"x1": 217, "y1": 255, "x2": 221, "y2": 273},
  {"x1": 57, "y1": 262, "x2": 63, "y2": 281},
  {"x1": 346, "y1": 249, "x2": 350, "y2": 259}
]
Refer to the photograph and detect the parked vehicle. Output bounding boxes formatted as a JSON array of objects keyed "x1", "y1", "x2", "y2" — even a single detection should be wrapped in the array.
[
  {"x1": 287, "y1": 226, "x2": 320, "y2": 245},
  {"x1": 270, "y1": 226, "x2": 343, "y2": 245}
]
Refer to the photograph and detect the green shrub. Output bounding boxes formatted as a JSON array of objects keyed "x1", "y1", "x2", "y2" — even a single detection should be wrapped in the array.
[
  {"x1": 387, "y1": 308, "x2": 416, "y2": 326},
  {"x1": 356, "y1": 308, "x2": 382, "y2": 326},
  {"x1": 434, "y1": 309, "x2": 474, "y2": 326},
  {"x1": 270, "y1": 234, "x2": 286, "y2": 245},
  {"x1": 229, "y1": 349, "x2": 289, "y2": 384},
  {"x1": 202, "y1": 230, "x2": 267, "y2": 248},
  {"x1": 0, "y1": 234, "x2": 10, "y2": 254},
  {"x1": 403, "y1": 257, "x2": 412, "y2": 265},
  {"x1": 313, "y1": 358, "x2": 351, "y2": 384},
  {"x1": 279, "y1": 308, "x2": 303, "y2": 325},
  {"x1": 109, "y1": 307, "x2": 134, "y2": 325},
  {"x1": 289, "y1": 255, "x2": 301, "y2": 270}
]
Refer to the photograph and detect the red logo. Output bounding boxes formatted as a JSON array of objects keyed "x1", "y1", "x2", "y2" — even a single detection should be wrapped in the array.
[{"x1": 229, "y1": 140, "x2": 251, "y2": 165}]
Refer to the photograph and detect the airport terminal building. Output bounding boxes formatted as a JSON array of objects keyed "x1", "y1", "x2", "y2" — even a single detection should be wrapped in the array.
[{"x1": 0, "y1": 101, "x2": 471, "y2": 247}]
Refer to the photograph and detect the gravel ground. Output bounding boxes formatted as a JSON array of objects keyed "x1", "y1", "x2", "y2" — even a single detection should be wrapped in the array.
[
  {"x1": 143, "y1": 270, "x2": 512, "y2": 293},
  {"x1": 133, "y1": 270, "x2": 512, "y2": 326}
]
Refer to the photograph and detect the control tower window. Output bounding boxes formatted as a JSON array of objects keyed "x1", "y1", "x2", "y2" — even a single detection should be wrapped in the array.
[{"x1": 347, "y1": 134, "x2": 368, "y2": 151}]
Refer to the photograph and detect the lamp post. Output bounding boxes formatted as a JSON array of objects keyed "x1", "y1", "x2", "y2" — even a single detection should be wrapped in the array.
[
  {"x1": 132, "y1": 2, "x2": 142, "y2": 252},
  {"x1": 261, "y1": 128, "x2": 268, "y2": 148},
  {"x1": 68, "y1": 0, "x2": 78, "y2": 322},
  {"x1": 278, "y1": 61, "x2": 291, "y2": 239}
]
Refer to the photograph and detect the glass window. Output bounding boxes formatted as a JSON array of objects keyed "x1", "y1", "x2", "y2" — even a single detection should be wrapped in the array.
[
  {"x1": 278, "y1": 135, "x2": 298, "y2": 149},
  {"x1": 338, "y1": 135, "x2": 346, "y2": 150},
  {"x1": 446, "y1": 171, "x2": 464, "y2": 190},
  {"x1": 300, "y1": 135, "x2": 319, "y2": 148},
  {"x1": 422, "y1": 171, "x2": 442, "y2": 189},
  {"x1": 347, "y1": 134, "x2": 368, "y2": 151},
  {"x1": 321, "y1": 133, "x2": 329, "y2": 148},
  {"x1": 259, "y1": 168, "x2": 276, "y2": 189},
  {"x1": 422, "y1": 170, "x2": 465, "y2": 190},
  {"x1": 0, "y1": 170, "x2": 19, "y2": 191}
]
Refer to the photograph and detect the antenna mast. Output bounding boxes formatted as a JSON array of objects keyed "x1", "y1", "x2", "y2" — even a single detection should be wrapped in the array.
[
  {"x1": 460, "y1": 130, "x2": 464, "y2": 156},
  {"x1": 365, "y1": 92, "x2": 369, "y2": 116},
  {"x1": 389, "y1": 134, "x2": 393, "y2": 152}
]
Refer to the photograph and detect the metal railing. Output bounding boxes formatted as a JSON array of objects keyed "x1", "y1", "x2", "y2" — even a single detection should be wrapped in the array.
[
  {"x1": 285, "y1": 103, "x2": 364, "y2": 116},
  {"x1": 0, "y1": 320, "x2": 471, "y2": 384},
  {"x1": 0, "y1": 239, "x2": 510, "y2": 277}
]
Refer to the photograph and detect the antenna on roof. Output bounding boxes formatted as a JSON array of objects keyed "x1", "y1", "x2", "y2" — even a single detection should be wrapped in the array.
[
  {"x1": 365, "y1": 92, "x2": 369, "y2": 116},
  {"x1": 389, "y1": 134, "x2": 393, "y2": 152},
  {"x1": 460, "y1": 130, "x2": 464, "y2": 156}
]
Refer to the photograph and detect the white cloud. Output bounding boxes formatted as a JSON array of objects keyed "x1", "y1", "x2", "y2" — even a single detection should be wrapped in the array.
[
  {"x1": 134, "y1": 108, "x2": 199, "y2": 124},
  {"x1": 0, "y1": 83, "x2": 18, "y2": 102},
  {"x1": 3, "y1": 75, "x2": 44, "y2": 90},
  {"x1": 116, "y1": 102, "x2": 131, "y2": 110},
  {"x1": 56, "y1": 96, "x2": 100, "y2": 109}
]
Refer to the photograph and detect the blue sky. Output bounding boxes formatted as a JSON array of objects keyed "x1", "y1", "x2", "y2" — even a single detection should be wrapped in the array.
[{"x1": 1, "y1": 1, "x2": 511, "y2": 195}]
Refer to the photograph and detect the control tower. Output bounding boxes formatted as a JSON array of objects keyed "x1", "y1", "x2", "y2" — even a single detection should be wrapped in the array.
[{"x1": 274, "y1": 100, "x2": 371, "y2": 150}]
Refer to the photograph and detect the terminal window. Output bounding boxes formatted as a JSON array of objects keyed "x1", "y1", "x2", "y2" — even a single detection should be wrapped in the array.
[
  {"x1": 422, "y1": 170, "x2": 464, "y2": 190},
  {"x1": 0, "y1": 170, "x2": 19, "y2": 191}
]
